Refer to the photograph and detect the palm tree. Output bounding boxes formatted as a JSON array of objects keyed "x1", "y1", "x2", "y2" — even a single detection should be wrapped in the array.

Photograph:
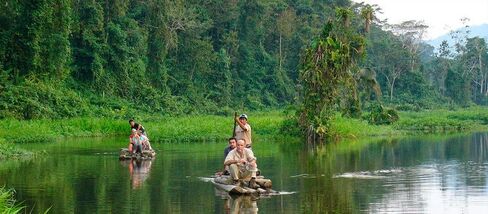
[{"x1": 360, "y1": 5, "x2": 374, "y2": 33}]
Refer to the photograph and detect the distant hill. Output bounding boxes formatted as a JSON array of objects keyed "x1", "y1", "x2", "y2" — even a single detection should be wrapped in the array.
[{"x1": 427, "y1": 24, "x2": 488, "y2": 50}]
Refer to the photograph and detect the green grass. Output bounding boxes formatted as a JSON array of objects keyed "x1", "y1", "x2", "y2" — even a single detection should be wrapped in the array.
[
  {"x1": 1, "y1": 107, "x2": 488, "y2": 145},
  {"x1": 322, "y1": 107, "x2": 488, "y2": 140},
  {"x1": 1, "y1": 118, "x2": 127, "y2": 143},
  {"x1": 0, "y1": 187, "x2": 24, "y2": 214},
  {"x1": 0, "y1": 111, "x2": 286, "y2": 144},
  {"x1": 395, "y1": 107, "x2": 488, "y2": 132},
  {"x1": 329, "y1": 114, "x2": 400, "y2": 139},
  {"x1": 131, "y1": 110, "x2": 286, "y2": 142}
]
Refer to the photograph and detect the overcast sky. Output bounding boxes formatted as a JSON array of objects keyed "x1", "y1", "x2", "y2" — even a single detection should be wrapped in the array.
[{"x1": 351, "y1": 0, "x2": 488, "y2": 40}]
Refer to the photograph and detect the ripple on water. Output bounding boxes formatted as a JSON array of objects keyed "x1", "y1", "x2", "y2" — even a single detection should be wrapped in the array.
[
  {"x1": 363, "y1": 162, "x2": 488, "y2": 214},
  {"x1": 333, "y1": 168, "x2": 402, "y2": 179}
]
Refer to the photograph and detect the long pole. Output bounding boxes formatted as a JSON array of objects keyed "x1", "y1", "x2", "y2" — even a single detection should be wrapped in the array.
[{"x1": 232, "y1": 112, "x2": 237, "y2": 137}]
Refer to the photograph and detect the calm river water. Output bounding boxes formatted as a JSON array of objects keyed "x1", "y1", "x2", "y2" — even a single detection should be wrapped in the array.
[{"x1": 2, "y1": 133, "x2": 488, "y2": 213}]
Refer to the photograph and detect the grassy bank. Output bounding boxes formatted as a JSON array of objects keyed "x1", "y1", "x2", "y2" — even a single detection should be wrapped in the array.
[
  {"x1": 395, "y1": 107, "x2": 488, "y2": 132},
  {"x1": 0, "y1": 111, "x2": 285, "y2": 144},
  {"x1": 1, "y1": 107, "x2": 488, "y2": 145},
  {"x1": 329, "y1": 115, "x2": 399, "y2": 139},
  {"x1": 1, "y1": 118, "x2": 127, "y2": 143},
  {"x1": 329, "y1": 107, "x2": 488, "y2": 140}
]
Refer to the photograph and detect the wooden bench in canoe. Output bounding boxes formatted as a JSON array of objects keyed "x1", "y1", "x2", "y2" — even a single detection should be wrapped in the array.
[
  {"x1": 119, "y1": 148, "x2": 156, "y2": 160},
  {"x1": 212, "y1": 175, "x2": 273, "y2": 195}
]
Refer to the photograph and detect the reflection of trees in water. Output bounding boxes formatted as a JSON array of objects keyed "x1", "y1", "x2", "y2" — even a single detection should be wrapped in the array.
[
  {"x1": 471, "y1": 133, "x2": 488, "y2": 161},
  {"x1": 231, "y1": 133, "x2": 488, "y2": 213},
  {"x1": 7, "y1": 133, "x2": 488, "y2": 213},
  {"x1": 296, "y1": 132, "x2": 488, "y2": 213},
  {"x1": 363, "y1": 133, "x2": 488, "y2": 213}
]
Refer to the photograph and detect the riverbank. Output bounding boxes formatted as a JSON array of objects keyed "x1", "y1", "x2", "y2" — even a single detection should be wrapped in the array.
[
  {"x1": 1, "y1": 107, "x2": 487, "y2": 145},
  {"x1": 0, "y1": 111, "x2": 284, "y2": 144},
  {"x1": 331, "y1": 107, "x2": 488, "y2": 140}
]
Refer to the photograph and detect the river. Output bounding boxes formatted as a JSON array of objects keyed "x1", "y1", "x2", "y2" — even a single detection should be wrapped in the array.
[{"x1": 1, "y1": 133, "x2": 488, "y2": 213}]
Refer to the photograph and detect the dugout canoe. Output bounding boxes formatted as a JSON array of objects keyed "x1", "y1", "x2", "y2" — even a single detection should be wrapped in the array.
[
  {"x1": 119, "y1": 148, "x2": 156, "y2": 160},
  {"x1": 212, "y1": 174, "x2": 273, "y2": 194}
]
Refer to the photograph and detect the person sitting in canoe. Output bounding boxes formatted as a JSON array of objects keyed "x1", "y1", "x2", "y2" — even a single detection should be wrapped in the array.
[
  {"x1": 222, "y1": 137, "x2": 237, "y2": 175},
  {"x1": 224, "y1": 139, "x2": 259, "y2": 188},
  {"x1": 224, "y1": 137, "x2": 237, "y2": 159},
  {"x1": 138, "y1": 130, "x2": 153, "y2": 150},
  {"x1": 129, "y1": 119, "x2": 148, "y2": 137},
  {"x1": 128, "y1": 129, "x2": 142, "y2": 154}
]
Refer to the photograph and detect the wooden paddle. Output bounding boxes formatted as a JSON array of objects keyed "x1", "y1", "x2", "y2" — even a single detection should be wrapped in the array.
[{"x1": 232, "y1": 112, "x2": 237, "y2": 137}]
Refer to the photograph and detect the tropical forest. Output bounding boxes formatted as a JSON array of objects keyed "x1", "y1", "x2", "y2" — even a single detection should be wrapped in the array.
[{"x1": 1, "y1": 0, "x2": 488, "y2": 213}]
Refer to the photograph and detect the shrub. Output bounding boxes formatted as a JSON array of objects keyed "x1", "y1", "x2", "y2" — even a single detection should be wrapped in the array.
[
  {"x1": 0, "y1": 187, "x2": 24, "y2": 214},
  {"x1": 279, "y1": 117, "x2": 302, "y2": 136},
  {"x1": 366, "y1": 104, "x2": 399, "y2": 125}
]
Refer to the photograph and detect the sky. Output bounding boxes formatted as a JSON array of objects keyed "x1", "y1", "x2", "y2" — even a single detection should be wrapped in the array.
[{"x1": 351, "y1": 0, "x2": 488, "y2": 40}]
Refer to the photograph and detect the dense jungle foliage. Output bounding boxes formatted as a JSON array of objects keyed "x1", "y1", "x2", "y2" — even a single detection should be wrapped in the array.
[{"x1": 0, "y1": 0, "x2": 487, "y2": 122}]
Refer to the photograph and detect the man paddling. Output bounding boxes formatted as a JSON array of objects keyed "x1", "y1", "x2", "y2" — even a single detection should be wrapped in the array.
[
  {"x1": 224, "y1": 139, "x2": 259, "y2": 188},
  {"x1": 234, "y1": 114, "x2": 252, "y2": 148},
  {"x1": 129, "y1": 119, "x2": 147, "y2": 137}
]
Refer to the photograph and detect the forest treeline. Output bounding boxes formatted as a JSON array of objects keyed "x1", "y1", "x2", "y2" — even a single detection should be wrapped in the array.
[{"x1": 0, "y1": 0, "x2": 487, "y2": 120}]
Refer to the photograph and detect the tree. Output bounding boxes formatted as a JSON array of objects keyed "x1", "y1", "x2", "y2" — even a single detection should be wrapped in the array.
[
  {"x1": 445, "y1": 66, "x2": 470, "y2": 105},
  {"x1": 146, "y1": 0, "x2": 170, "y2": 93},
  {"x1": 390, "y1": 20, "x2": 428, "y2": 73},
  {"x1": 366, "y1": 28, "x2": 410, "y2": 101},
  {"x1": 276, "y1": 7, "x2": 296, "y2": 72},
  {"x1": 360, "y1": 5, "x2": 374, "y2": 33},
  {"x1": 464, "y1": 37, "x2": 488, "y2": 102},
  {"x1": 426, "y1": 40, "x2": 452, "y2": 96},
  {"x1": 71, "y1": 0, "x2": 106, "y2": 84},
  {"x1": 298, "y1": 8, "x2": 365, "y2": 140},
  {"x1": 450, "y1": 17, "x2": 471, "y2": 55},
  {"x1": 0, "y1": 0, "x2": 72, "y2": 81},
  {"x1": 381, "y1": 44, "x2": 410, "y2": 101}
]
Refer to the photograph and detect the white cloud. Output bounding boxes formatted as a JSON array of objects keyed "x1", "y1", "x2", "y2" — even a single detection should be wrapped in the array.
[{"x1": 352, "y1": 0, "x2": 488, "y2": 39}]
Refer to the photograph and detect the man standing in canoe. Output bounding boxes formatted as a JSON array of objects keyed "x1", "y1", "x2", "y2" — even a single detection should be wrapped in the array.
[
  {"x1": 234, "y1": 114, "x2": 252, "y2": 148},
  {"x1": 224, "y1": 139, "x2": 259, "y2": 188}
]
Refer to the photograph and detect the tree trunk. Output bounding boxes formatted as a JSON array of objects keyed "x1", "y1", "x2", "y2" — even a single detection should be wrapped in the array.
[
  {"x1": 279, "y1": 33, "x2": 282, "y2": 72},
  {"x1": 479, "y1": 52, "x2": 484, "y2": 95},
  {"x1": 390, "y1": 77, "x2": 396, "y2": 101},
  {"x1": 410, "y1": 58, "x2": 415, "y2": 73}
]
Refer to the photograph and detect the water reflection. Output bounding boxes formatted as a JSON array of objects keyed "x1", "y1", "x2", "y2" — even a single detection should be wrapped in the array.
[
  {"x1": 215, "y1": 190, "x2": 258, "y2": 214},
  {"x1": 4, "y1": 133, "x2": 488, "y2": 213},
  {"x1": 325, "y1": 133, "x2": 488, "y2": 213},
  {"x1": 120, "y1": 159, "x2": 153, "y2": 189}
]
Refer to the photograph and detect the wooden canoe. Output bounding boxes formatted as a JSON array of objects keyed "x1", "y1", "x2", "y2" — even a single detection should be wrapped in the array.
[
  {"x1": 119, "y1": 148, "x2": 156, "y2": 160},
  {"x1": 212, "y1": 175, "x2": 273, "y2": 194}
]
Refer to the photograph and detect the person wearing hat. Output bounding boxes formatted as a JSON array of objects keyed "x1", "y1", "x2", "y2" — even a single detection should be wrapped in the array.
[{"x1": 234, "y1": 113, "x2": 252, "y2": 148}]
